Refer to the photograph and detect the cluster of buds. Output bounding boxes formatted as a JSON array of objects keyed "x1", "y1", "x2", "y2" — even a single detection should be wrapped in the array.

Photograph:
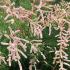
[
  {"x1": 51, "y1": 2, "x2": 70, "y2": 70},
  {"x1": 53, "y1": 22, "x2": 70, "y2": 70},
  {"x1": 29, "y1": 58, "x2": 38, "y2": 70},
  {"x1": 30, "y1": 40, "x2": 42, "y2": 53},
  {"x1": 29, "y1": 39, "x2": 46, "y2": 70},
  {"x1": 0, "y1": 2, "x2": 33, "y2": 22},
  {"x1": 1, "y1": 27, "x2": 29, "y2": 70},
  {"x1": 30, "y1": 22, "x2": 43, "y2": 38}
]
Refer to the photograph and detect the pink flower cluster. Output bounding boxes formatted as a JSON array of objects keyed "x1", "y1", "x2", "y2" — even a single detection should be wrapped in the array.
[
  {"x1": 53, "y1": 23, "x2": 70, "y2": 70},
  {"x1": 1, "y1": 27, "x2": 29, "y2": 70},
  {"x1": 0, "y1": 3, "x2": 33, "y2": 21}
]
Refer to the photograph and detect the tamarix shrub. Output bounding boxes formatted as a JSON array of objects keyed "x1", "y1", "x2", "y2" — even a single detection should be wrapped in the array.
[{"x1": 0, "y1": 0, "x2": 70, "y2": 70}]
